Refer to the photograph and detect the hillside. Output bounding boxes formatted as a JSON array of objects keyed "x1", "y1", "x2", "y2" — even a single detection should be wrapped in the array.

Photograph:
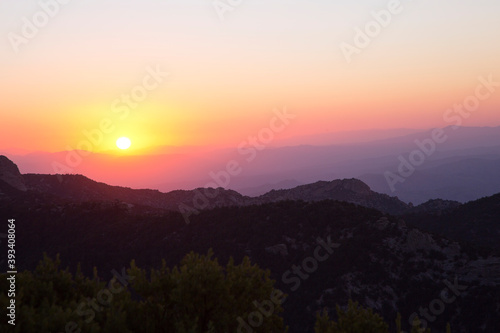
[
  {"x1": 258, "y1": 179, "x2": 409, "y2": 214},
  {"x1": 21, "y1": 172, "x2": 409, "y2": 215},
  {"x1": 404, "y1": 194, "x2": 500, "y2": 251},
  {"x1": 1, "y1": 155, "x2": 500, "y2": 331},
  {"x1": 1, "y1": 192, "x2": 499, "y2": 331},
  {"x1": 22, "y1": 173, "x2": 249, "y2": 211}
]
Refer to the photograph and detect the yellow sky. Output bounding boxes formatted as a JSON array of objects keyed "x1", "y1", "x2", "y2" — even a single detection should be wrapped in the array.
[{"x1": 1, "y1": 0, "x2": 499, "y2": 153}]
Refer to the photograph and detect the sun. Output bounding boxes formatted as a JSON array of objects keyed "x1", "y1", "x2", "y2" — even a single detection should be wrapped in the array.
[{"x1": 116, "y1": 137, "x2": 132, "y2": 150}]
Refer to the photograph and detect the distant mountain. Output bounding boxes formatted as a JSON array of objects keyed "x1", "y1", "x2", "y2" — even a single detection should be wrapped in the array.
[
  {"x1": 238, "y1": 179, "x2": 303, "y2": 196},
  {"x1": 21, "y1": 177, "x2": 407, "y2": 219},
  {"x1": 257, "y1": 179, "x2": 409, "y2": 215},
  {"x1": 22, "y1": 173, "x2": 249, "y2": 212},
  {"x1": 8, "y1": 152, "x2": 500, "y2": 220},
  {"x1": 273, "y1": 127, "x2": 422, "y2": 146},
  {"x1": 4, "y1": 126, "x2": 499, "y2": 205},
  {"x1": 0, "y1": 156, "x2": 409, "y2": 215},
  {"x1": 404, "y1": 194, "x2": 500, "y2": 251},
  {"x1": 3, "y1": 153, "x2": 499, "y2": 249},
  {"x1": 22, "y1": 173, "x2": 409, "y2": 215},
  {"x1": 407, "y1": 199, "x2": 461, "y2": 214},
  {"x1": 362, "y1": 155, "x2": 500, "y2": 204}
]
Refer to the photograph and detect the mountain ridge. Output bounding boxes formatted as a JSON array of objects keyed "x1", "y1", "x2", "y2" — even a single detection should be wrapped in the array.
[
  {"x1": 2, "y1": 155, "x2": 500, "y2": 331},
  {"x1": 0, "y1": 154, "x2": 410, "y2": 215}
]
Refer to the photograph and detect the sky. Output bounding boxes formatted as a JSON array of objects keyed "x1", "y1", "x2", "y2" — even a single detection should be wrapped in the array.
[{"x1": 1, "y1": 0, "x2": 500, "y2": 154}]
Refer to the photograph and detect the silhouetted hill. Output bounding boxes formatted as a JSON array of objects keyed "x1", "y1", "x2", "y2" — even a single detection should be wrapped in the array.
[
  {"x1": 0, "y1": 150, "x2": 408, "y2": 215},
  {"x1": 2, "y1": 155, "x2": 500, "y2": 331},
  {"x1": 405, "y1": 193, "x2": 500, "y2": 251},
  {"x1": 22, "y1": 173, "x2": 409, "y2": 215},
  {"x1": 408, "y1": 199, "x2": 462, "y2": 214},
  {"x1": 7, "y1": 126, "x2": 500, "y2": 205},
  {"x1": 4, "y1": 155, "x2": 499, "y2": 251},
  {"x1": 2, "y1": 195, "x2": 499, "y2": 332},
  {"x1": 239, "y1": 179, "x2": 303, "y2": 196},
  {"x1": 0, "y1": 155, "x2": 26, "y2": 191},
  {"x1": 22, "y1": 173, "x2": 250, "y2": 210},
  {"x1": 258, "y1": 179, "x2": 409, "y2": 214}
]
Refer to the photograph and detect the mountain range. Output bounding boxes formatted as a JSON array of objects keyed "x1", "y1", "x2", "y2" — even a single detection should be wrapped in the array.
[
  {"x1": 3, "y1": 126, "x2": 500, "y2": 205},
  {"x1": 0, "y1": 155, "x2": 429, "y2": 216},
  {"x1": 1, "y1": 154, "x2": 498, "y2": 249},
  {"x1": 1, "y1": 155, "x2": 499, "y2": 332}
]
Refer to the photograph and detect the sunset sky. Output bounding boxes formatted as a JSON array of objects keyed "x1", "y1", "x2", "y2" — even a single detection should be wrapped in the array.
[{"x1": 1, "y1": 0, "x2": 499, "y2": 154}]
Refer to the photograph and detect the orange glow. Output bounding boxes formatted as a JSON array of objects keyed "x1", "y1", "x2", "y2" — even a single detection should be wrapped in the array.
[{"x1": 1, "y1": 2, "x2": 499, "y2": 154}]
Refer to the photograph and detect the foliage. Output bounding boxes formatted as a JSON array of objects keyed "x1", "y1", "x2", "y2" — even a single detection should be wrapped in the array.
[
  {"x1": 410, "y1": 316, "x2": 431, "y2": 333},
  {"x1": 315, "y1": 300, "x2": 389, "y2": 333},
  {"x1": 0, "y1": 251, "x2": 285, "y2": 333},
  {"x1": 314, "y1": 303, "x2": 445, "y2": 333}
]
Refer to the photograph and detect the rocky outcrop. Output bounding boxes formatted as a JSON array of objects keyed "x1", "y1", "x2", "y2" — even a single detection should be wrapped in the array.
[
  {"x1": 256, "y1": 178, "x2": 409, "y2": 214},
  {"x1": 405, "y1": 229, "x2": 439, "y2": 252},
  {"x1": 0, "y1": 155, "x2": 27, "y2": 191},
  {"x1": 265, "y1": 244, "x2": 288, "y2": 256},
  {"x1": 409, "y1": 199, "x2": 462, "y2": 214}
]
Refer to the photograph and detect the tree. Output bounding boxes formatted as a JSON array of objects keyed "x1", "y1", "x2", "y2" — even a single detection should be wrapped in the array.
[
  {"x1": 395, "y1": 313, "x2": 402, "y2": 333},
  {"x1": 314, "y1": 300, "x2": 389, "y2": 333},
  {"x1": 410, "y1": 316, "x2": 431, "y2": 333},
  {"x1": 315, "y1": 309, "x2": 335, "y2": 333},
  {"x1": 0, "y1": 251, "x2": 286, "y2": 333},
  {"x1": 127, "y1": 249, "x2": 286, "y2": 332},
  {"x1": 0, "y1": 253, "x2": 125, "y2": 333}
]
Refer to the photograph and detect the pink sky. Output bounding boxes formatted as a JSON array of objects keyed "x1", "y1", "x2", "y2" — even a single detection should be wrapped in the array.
[{"x1": 1, "y1": 0, "x2": 499, "y2": 154}]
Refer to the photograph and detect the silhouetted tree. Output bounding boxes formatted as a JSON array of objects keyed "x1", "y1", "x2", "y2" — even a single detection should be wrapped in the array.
[{"x1": 314, "y1": 300, "x2": 388, "y2": 333}]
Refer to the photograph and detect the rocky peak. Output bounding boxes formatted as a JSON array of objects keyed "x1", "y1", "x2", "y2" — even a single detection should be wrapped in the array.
[
  {"x1": 0, "y1": 155, "x2": 27, "y2": 191},
  {"x1": 332, "y1": 178, "x2": 372, "y2": 194},
  {"x1": 258, "y1": 178, "x2": 408, "y2": 214}
]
